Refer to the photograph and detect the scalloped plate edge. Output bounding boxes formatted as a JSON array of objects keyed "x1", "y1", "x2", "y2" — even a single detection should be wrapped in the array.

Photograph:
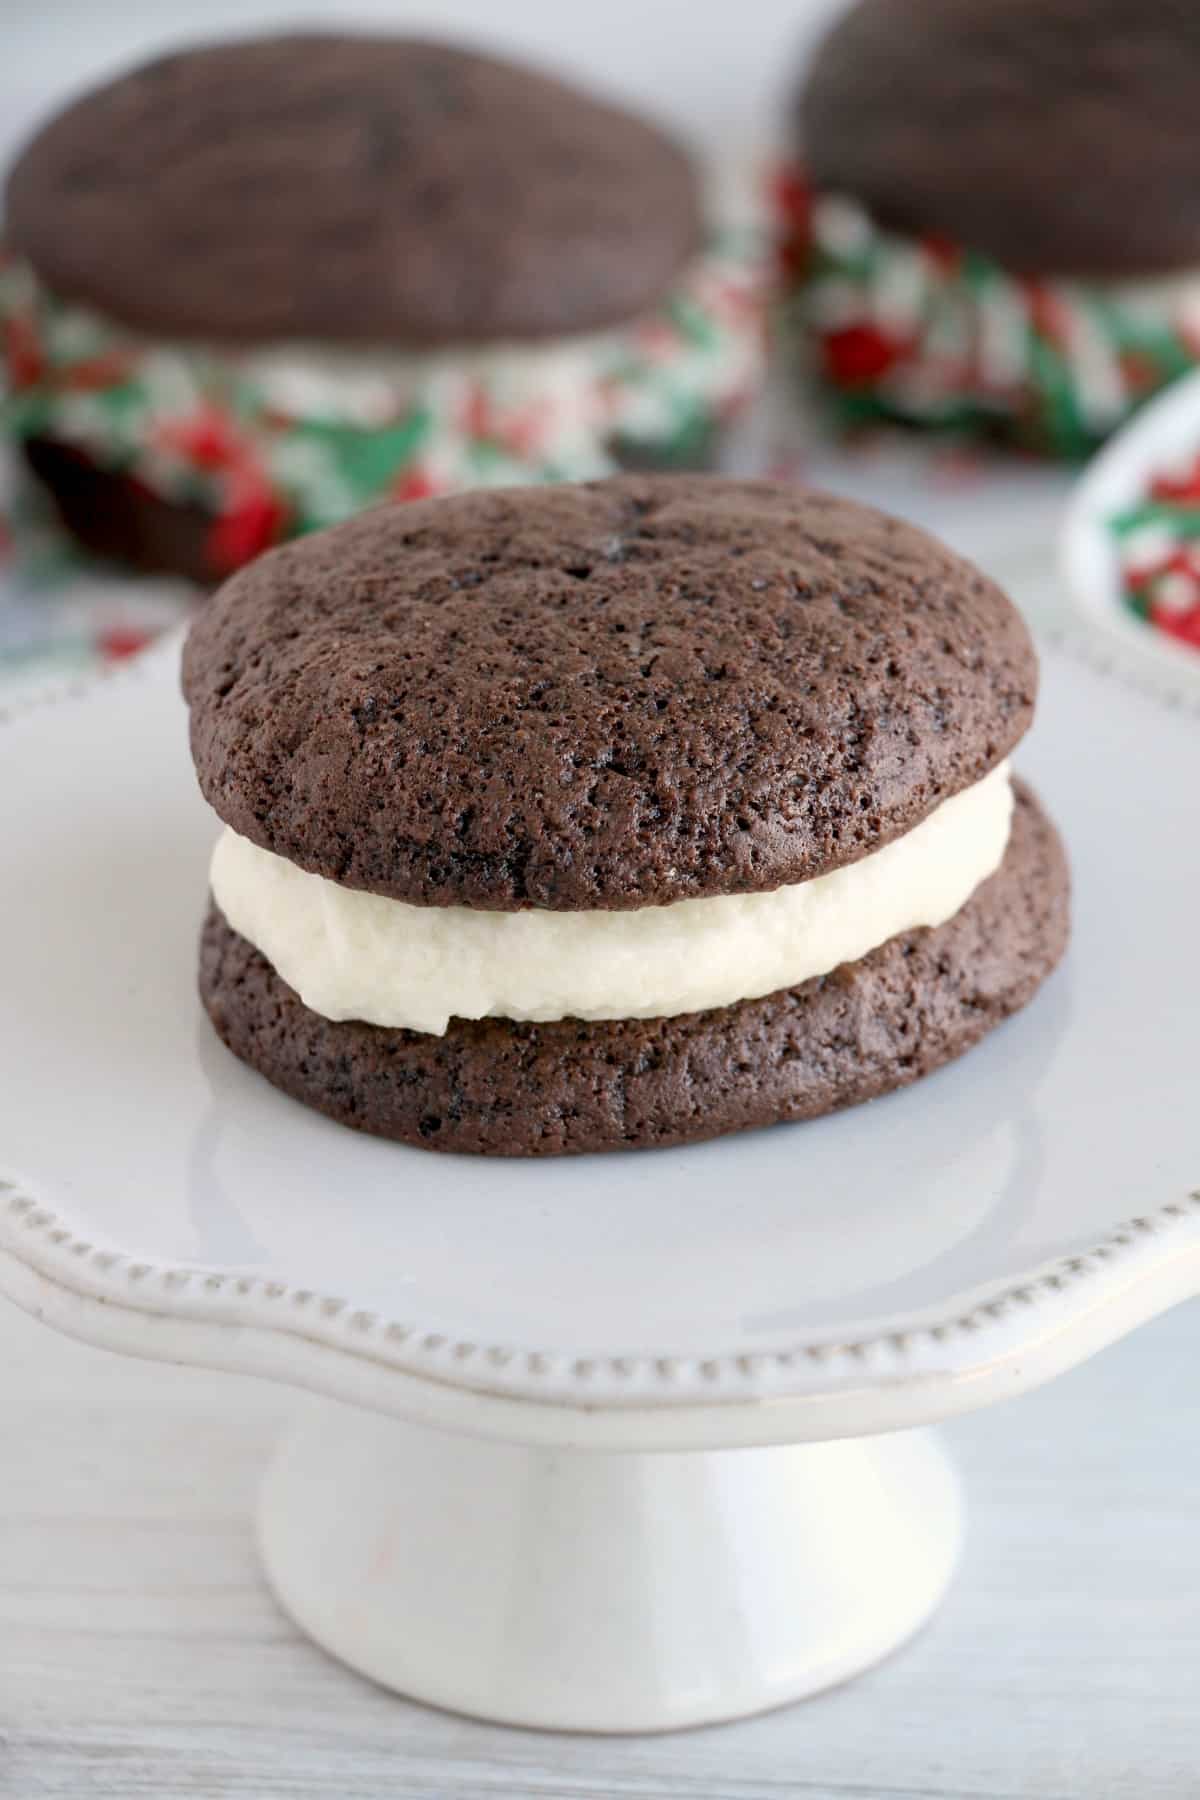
[{"x1": 2, "y1": 1175, "x2": 1198, "y2": 1448}]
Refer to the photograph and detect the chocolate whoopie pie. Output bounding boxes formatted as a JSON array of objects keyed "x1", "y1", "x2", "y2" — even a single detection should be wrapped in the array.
[
  {"x1": 0, "y1": 36, "x2": 763, "y2": 582},
  {"x1": 184, "y1": 474, "x2": 1068, "y2": 1156},
  {"x1": 781, "y1": 0, "x2": 1200, "y2": 456}
]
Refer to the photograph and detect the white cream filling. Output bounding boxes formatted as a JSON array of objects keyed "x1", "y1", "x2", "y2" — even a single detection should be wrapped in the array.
[{"x1": 209, "y1": 763, "x2": 1013, "y2": 1038}]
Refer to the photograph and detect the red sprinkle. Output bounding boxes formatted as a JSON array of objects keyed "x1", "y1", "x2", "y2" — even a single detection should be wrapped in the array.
[
  {"x1": 1150, "y1": 455, "x2": 1200, "y2": 502},
  {"x1": 207, "y1": 479, "x2": 287, "y2": 573},
  {"x1": 1151, "y1": 600, "x2": 1200, "y2": 648},
  {"x1": 392, "y1": 467, "x2": 440, "y2": 502},
  {"x1": 1021, "y1": 281, "x2": 1069, "y2": 347},
  {"x1": 822, "y1": 323, "x2": 903, "y2": 386},
  {"x1": 1118, "y1": 350, "x2": 1162, "y2": 394},
  {"x1": 98, "y1": 627, "x2": 152, "y2": 662},
  {"x1": 770, "y1": 167, "x2": 812, "y2": 233},
  {"x1": 157, "y1": 405, "x2": 250, "y2": 472},
  {"x1": 61, "y1": 352, "x2": 136, "y2": 392},
  {"x1": 4, "y1": 314, "x2": 44, "y2": 388}
]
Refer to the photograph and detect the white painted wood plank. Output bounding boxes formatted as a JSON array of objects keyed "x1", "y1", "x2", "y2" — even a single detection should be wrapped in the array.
[{"x1": 1, "y1": 1294, "x2": 1198, "y2": 1799}]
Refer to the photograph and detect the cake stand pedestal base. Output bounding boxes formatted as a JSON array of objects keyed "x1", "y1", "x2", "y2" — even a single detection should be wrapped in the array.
[{"x1": 258, "y1": 1401, "x2": 963, "y2": 1733}]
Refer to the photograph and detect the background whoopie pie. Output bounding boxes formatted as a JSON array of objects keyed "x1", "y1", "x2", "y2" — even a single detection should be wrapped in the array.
[
  {"x1": 183, "y1": 473, "x2": 1070, "y2": 1157},
  {"x1": 779, "y1": 0, "x2": 1200, "y2": 458},
  {"x1": 0, "y1": 34, "x2": 765, "y2": 583}
]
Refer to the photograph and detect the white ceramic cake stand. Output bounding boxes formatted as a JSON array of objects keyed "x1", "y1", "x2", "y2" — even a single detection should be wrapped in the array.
[{"x1": 1, "y1": 634, "x2": 1197, "y2": 1734}]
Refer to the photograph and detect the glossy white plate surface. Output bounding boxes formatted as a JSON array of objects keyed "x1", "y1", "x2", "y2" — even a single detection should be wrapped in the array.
[{"x1": 1, "y1": 635, "x2": 1197, "y2": 1449}]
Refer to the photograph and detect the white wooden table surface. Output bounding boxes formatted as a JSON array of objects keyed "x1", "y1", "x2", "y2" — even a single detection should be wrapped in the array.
[
  {"x1": 3, "y1": 4, "x2": 1199, "y2": 1793},
  {"x1": 3, "y1": 1290, "x2": 1198, "y2": 1800}
]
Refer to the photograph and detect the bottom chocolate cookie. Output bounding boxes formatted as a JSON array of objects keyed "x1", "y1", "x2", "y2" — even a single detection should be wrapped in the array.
[
  {"x1": 24, "y1": 422, "x2": 731, "y2": 588},
  {"x1": 198, "y1": 783, "x2": 1069, "y2": 1157},
  {"x1": 23, "y1": 438, "x2": 222, "y2": 585}
]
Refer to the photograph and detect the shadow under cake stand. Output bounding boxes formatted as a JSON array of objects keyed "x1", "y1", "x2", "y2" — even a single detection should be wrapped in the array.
[{"x1": 0, "y1": 636, "x2": 1196, "y2": 1733}]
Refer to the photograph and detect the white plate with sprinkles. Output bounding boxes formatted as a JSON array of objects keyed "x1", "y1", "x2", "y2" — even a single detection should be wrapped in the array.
[{"x1": 1061, "y1": 365, "x2": 1200, "y2": 708}]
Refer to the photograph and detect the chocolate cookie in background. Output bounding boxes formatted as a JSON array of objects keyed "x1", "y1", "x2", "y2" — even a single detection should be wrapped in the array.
[
  {"x1": 184, "y1": 473, "x2": 1069, "y2": 1157},
  {"x1": 778, "y1": 0, "x2": 1200, "y2": 458},
  {"x1": 0, "y1": 35, "x2": 765, "y2": 584}
]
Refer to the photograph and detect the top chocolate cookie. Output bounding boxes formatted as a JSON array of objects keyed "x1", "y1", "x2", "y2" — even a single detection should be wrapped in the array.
[
  {"x1": 799, "y1": 0, "x2": 1200, "y2": 276},
  {"x1": 182, "y1": 476, "x2": 1036, "y2": 912},
  {"x1": 5, "y1": 34, "x2": 701, "y2": 344}
]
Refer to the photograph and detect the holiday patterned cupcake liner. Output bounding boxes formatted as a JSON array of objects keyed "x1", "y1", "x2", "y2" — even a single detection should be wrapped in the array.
[
  {"x1": 0, "y1": 224, "x2": 766, "y2": 578},
  {"x1": 775, "y1": 169, "x2": 1200, "y2": 460}
]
